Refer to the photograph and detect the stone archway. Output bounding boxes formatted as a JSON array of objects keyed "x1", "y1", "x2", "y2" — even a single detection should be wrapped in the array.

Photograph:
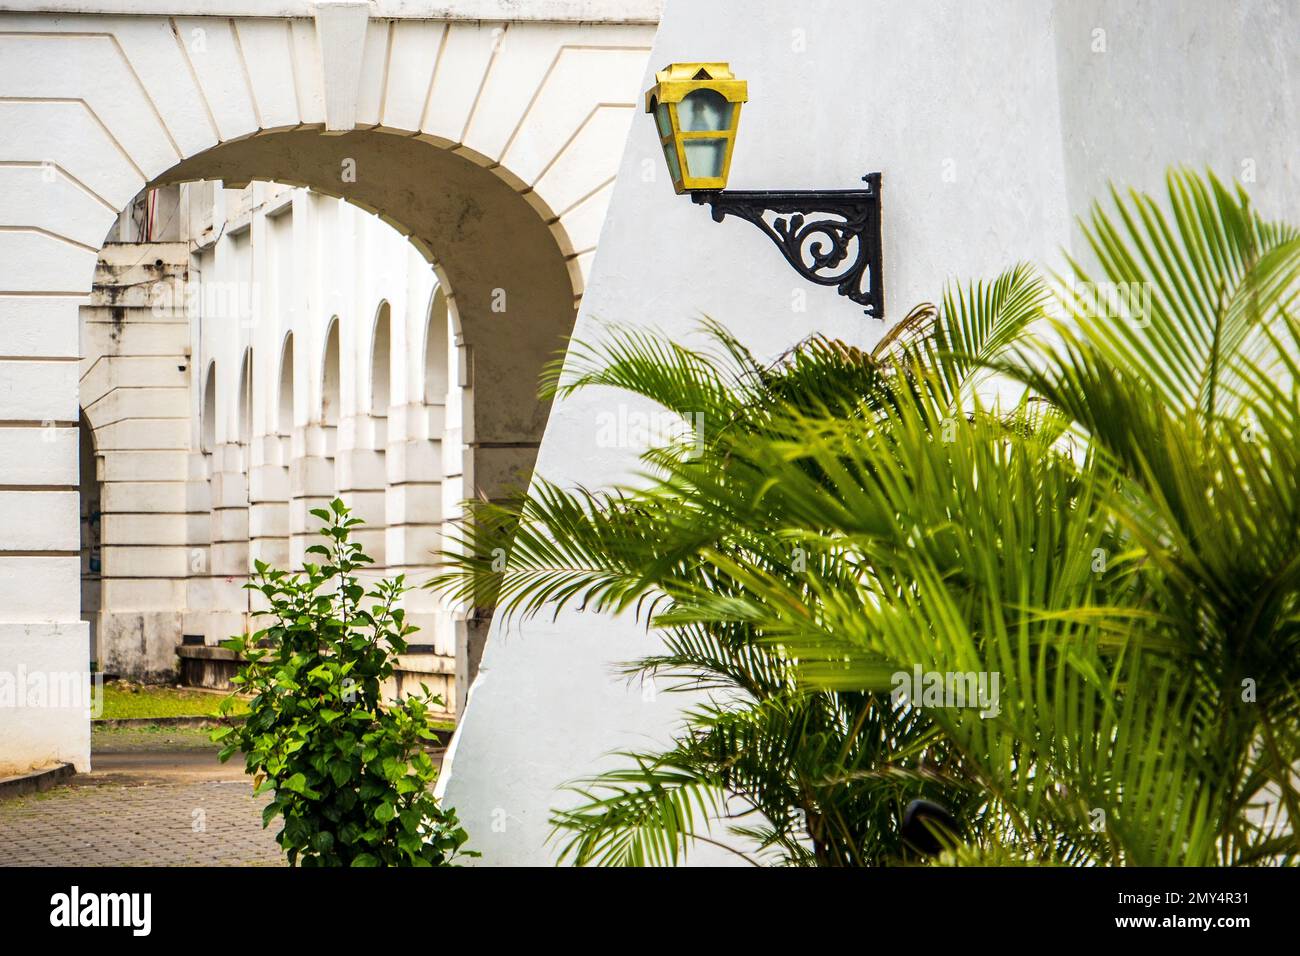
[
  {"x1": 0, "y1": 5, "x2": 655, "y2": 774},
  {"x1": 154, "y1": 125, "x2": 577, "y2": 506}
]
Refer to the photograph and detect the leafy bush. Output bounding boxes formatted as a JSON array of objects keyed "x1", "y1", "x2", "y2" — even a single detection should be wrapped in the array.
[{"x1": 215, "y1": 499, "x2": 472, "y2": 867}]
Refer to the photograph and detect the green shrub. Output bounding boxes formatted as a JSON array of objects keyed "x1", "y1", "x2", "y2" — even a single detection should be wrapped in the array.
[{"x1": 214, "y1": 498, "x2": 472, "y2": 867}]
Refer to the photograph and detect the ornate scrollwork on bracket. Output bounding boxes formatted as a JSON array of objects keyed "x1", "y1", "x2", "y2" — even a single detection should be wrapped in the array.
[{"x1": 691, "y1": 173, "x2": 883, "y2": 317}]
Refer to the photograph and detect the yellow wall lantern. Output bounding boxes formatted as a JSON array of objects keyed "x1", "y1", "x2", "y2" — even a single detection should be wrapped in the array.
[
  {"x1": 644, "y1": 61, "x2": 885, "y2": 318},
  {"x1": 645, "y1": 63, "x2": 748, "y2": 194}
]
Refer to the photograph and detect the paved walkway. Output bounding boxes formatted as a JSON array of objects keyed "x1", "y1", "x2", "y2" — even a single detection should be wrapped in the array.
[{"x1": 0, "y1": 739, "x2": 284, "y2": 867}]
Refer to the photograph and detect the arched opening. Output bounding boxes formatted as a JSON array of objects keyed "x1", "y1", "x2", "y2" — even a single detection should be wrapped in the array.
[
  {"x1": 201, "y1": 361, "x2": 217, "y2": 455},
  {"x1": 79, "y1": 412, "x2": 101, "y2": 671},
  {"x1": 321, "y1": 317, "x2": 341, "y2": 431},
  {"x1": 237, "y1": 347, "x2": 253, "y2": 450},
  {"x1": 277, "y1": 334, "x2": 295, "y2": 437},
  {"x1": 28, "y1": 124, "x2": 583, "y2": 766},
  {"x1": 371, "y1": 302, "x2": 392, "y2": 420},
  {"x1": 424, "y1": 289, "x2": 450, "y2": 406},
  {"x1": 156, "y1": 127, "x2": 575, "y2": 504},
  {"x1": 0, "y1": 12, "x2": 640, "y2": 785}
]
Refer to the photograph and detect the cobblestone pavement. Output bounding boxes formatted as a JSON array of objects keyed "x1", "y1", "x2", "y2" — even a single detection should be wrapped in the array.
[{"x1": 0, "y1": 744, "x2": 284, "y2": 867}]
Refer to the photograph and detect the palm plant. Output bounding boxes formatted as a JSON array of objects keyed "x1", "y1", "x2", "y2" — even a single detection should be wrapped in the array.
[
  {"x1": 434, "y1": 272, "x2": 1050, "y2": 865},
  {"x1": 431, "y1": 169, "x2": 1300, "y2": 866},
  {"x1": 996, "y1": 170, "x2": 1300, "y2": 862}
]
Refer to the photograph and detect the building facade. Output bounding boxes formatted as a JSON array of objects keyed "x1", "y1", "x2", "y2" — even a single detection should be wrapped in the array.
[
  {"x1": 82, "y1": 181, "x2": 471, "y2": 712},
  {"x1": 0, "y1": 0, "x2": 1296, "y2": 866},
  {"x1": 0, "y1": 0, "x2": 659, "y2": 779}
]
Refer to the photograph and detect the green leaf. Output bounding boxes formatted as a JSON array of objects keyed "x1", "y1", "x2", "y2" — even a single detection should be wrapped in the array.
[{"x1": 262, "y1": 801, "x2": 282, "y2": 828}]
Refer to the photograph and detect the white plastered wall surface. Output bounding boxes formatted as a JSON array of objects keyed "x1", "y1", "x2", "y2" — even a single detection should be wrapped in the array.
[{"x1": 440, "y1": 0, "x2": 1300, "y2": 864}]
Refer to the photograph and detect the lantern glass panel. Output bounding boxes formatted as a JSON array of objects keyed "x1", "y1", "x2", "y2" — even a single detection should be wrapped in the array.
[
  {"x1": 662, "y1": 143, "x2": 682, "y2": 183},
  {"x1": 653, "y1": 100, "x2": 674, "y2": 138},
  {"x1": 678, "y1": 89, "x2": 733, "y2": 132},
  {"x1": 684, "y1": 138, "x2": 727, "y2": 179}
]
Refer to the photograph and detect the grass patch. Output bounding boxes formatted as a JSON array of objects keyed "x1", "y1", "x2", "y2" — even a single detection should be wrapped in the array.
[
  {"x1": 95, "y1": 682, "x2": 451, "y2": 731},
  {"x1": 97, "y1": 682, "x2": 248, "y2": 720}
]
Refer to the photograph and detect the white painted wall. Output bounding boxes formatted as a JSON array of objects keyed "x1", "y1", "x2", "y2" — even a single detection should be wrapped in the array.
[
  {"x1": 1051, "y1": 0, "x2": 1299, "y2": 224},
  {"x1": 440, "y1": 0, "x2": 1300, "y2": 864}
]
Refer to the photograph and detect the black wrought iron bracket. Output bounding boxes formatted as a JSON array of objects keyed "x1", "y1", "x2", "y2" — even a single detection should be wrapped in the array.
[{"x1": 690, "y1": 172, "x2": 884, "y2": 318}]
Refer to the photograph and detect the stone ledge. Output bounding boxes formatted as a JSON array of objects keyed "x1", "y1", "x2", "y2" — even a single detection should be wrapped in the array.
[
  {"x1": 176, "y1": 644, "x2": 241, "y2": 662},
  {"x1": 395, "y1": 653, "x2": 456, "y2": 675},
  {"x1": 0, "y1": 762, "x2": 75, "y2": 801},
  {"x1": 93, "y1": 715, "x2": 227, "y2": 730},
  {"x1": 177, "y1": 642, "x2": 455, "y2": 673}
]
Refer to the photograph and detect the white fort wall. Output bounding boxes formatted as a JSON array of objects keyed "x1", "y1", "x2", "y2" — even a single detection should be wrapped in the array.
[
  {"x1": 0, "y1": 1, "x2": 659, "y2": 775},
  {"x1": 440, "y1": 0, "x2": 1300, "y2": 864}
]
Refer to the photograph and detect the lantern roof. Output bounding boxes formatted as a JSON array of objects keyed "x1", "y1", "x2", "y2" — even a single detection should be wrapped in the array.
[{"x1": 644, "y1": 62, "x2": 748, "y2": 110}]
